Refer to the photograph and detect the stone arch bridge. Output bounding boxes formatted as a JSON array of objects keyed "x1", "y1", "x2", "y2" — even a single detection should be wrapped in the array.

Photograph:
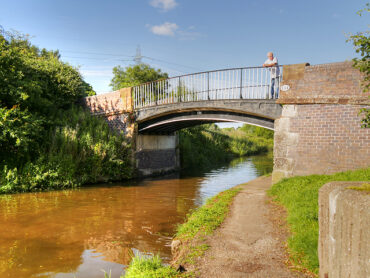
[{"x1": 83, "y1": 62, "x2": 369, "y2": 182}]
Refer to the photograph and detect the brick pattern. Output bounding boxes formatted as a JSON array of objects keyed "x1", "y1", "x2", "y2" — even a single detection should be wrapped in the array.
[
  {"x1": 279, "y1": 62, "x2": 369, "y2": 104},
  {"x1": 276, "y1": 104, "x2": 370, "y2": 176},
  {"x1": 82, "y1": 90, "x2": 123, "y2": 116},
  {"x1": 81, "y1": 90, "x2": 135, "y2": 137},
  {"x1": 104, "y1": 114, "x2": 128, "y2": 132}
]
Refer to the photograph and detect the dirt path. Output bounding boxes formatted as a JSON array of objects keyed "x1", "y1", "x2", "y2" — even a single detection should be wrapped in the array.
[{"x1": 196, "y1": 176, "x2": 306, "y2": 278}]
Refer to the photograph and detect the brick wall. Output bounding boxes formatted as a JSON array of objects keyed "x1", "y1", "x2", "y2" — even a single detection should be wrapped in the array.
[
  {"x1": 278, "y1": 61, "x2": 369, "y2": 104},
  {"x1": 82, "y1": 90, "x2": 123, "y2": 115},
  {"x1": 81, "y1": 88, "x2": 135, "y2": 137},
  {"x1": 273, "y1": 104, "x2": 370, "y2": 182},
  {"x1": 273, "y1": 62, "x2": 370, "y2": 183}
]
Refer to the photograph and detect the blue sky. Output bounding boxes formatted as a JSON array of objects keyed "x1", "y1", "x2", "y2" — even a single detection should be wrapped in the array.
[{"x1": 0, "y1": 0, "x2": 368, "y2": 94}]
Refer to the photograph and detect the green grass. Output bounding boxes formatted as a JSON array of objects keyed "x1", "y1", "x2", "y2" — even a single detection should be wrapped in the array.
[
  {"x1": 268, "y1": 167, "x2": 370, "y2": 275},
  {"x1": 124, "y1": 255, "x2": 179, "y2": 278},
  {"x1": 176, "y1": 187, "x2": 243, "y2": 240},
  {"x1": 182, "y1": 244, "x2": 210, "y2": 265},
  {"x1": 347, "y1": 182, "x2": 370, "y2": 192}
]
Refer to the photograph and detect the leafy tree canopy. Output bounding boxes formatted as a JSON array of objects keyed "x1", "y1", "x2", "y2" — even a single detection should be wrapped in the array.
[
  {"x1": 0, "y1": 29, "x2": 95, "y2": 114},
  {"x1": 0, "y1": 27, "x2": 95, "y2": 166},
  {"x1": 347, "y1": 4, "x2": 370, "y2": 127},
  {"x1": 110, "y1": 64, "x2": 168, "y2": 90}
]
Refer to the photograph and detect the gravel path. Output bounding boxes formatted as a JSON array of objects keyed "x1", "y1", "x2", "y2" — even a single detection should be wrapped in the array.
[{"x1": 196, "y1": 176, "x2": 307, "y2": 278}]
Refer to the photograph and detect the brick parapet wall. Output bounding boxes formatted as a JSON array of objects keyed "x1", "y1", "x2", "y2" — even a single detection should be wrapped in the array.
[
  {"x1": 82, "y1": 90, "x2": 124, "y2": 116},
  {"x1": 81, "y1": 88, "x2": 135, "y2": 137},
  {"x1": 278, "y1": 61, "x2": 369, "y2": 105},
  {"x1": 272, "y1": 104, "x2": 370, "y2": 182}
]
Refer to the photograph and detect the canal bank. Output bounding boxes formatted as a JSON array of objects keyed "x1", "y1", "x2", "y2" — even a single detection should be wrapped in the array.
[
  {"x1": 125, "y1": 176, "x2": 308, "y2": 278},
  {"x1": 0, "y1": 155, "x2": 272, "y2": 278},
  {"x1": 173, "y1": 175, "x2": 307, "y2": 278}
]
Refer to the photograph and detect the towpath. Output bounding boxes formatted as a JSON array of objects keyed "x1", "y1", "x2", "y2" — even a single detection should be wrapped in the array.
[{"x1": 196, "y1": 176, "x2": 307, "y2": 278}]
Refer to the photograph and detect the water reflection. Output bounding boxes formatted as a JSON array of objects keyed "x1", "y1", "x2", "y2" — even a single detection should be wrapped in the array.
[{"x1": 0, "y1": 154, "x2": 272, "y2": 278}]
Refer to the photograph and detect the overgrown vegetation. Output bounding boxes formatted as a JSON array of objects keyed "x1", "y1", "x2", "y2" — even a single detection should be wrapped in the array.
[
  {"x1": 179, "y1": 124, "x2": 273, "y2": 169},
  {"x1": 1, "y1": 106, "x2": 132, "y2": 194},
  {"x1": 0, "y1": 28, "x2": 131, "y2": 193},
  {"x1": 268, "y1": 167, "x2": 370, "y2": 275},
  {"x1": 347, "y1": 3, "x2": 370, "y2": 128}
]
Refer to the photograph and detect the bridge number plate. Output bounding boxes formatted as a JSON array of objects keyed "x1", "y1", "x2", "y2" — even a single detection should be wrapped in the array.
[{"x1": 280, "y1": 85, "x2": 290, "y2": 91}]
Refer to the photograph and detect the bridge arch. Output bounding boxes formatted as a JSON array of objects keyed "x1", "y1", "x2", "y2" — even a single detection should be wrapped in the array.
[{"x1": 135, "y1": 99, "x2": 281, "y2": 134}]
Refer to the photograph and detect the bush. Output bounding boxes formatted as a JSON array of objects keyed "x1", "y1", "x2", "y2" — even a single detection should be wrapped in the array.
[
  {"x1": 179, "y1": 124, "x2": 273, "y2": 170},
  {"x1": 0, "y1": 107, "x2": 132, "y2": 194}
]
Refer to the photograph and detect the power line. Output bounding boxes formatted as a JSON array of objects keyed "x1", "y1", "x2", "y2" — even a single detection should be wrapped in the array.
[
  {"x1": 63, "y1": 56, "x2": 132, "y2": 62},
  {"x1": 62, "y1": 48, "x2": 203, "y2": 74},
  {"x1": 142, "y1": 56, "x2": 202, "y2": 71},
  {"x1": 148, "y1": 62, "x2": 189, "y2": 75},
  {"x1": 61, "y1": 50, "x2": 134, "y2": 58}
]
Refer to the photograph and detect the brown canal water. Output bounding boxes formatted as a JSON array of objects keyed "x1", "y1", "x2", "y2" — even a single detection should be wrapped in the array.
[{"x1": 0, "y1": 154, "x2": 272, "y2": 278}]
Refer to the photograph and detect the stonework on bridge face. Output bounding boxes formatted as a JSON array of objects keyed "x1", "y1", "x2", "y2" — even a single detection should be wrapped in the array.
[
  {"x1": 81, "y1": 88, "x2": 135, "y2": 137},
  {"x1": 272, "y1": 61, "x2": 370, "y2": 183}
]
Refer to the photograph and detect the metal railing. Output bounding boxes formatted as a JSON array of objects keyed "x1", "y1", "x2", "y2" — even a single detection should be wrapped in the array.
[{"x1": 133, "y1": 66, "x2": 283, "y2": 109}]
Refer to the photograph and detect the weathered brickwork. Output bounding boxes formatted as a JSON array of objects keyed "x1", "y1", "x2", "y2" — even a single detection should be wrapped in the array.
[
  {"x1": 82, "y1": 90, "x2": 123, "y2": 115},
  {"x1": 279, "y1": 62, "x2": 369, "y2": 105},
  {"x1": 273, "y1": 104, "x2": 370, "y2": 182},
  {"x1": 272, "y1": 61, "x2": 370, "y2": 183},
  {"x1": 82, "y1": 88, "x2": 135, "y2": 137}
]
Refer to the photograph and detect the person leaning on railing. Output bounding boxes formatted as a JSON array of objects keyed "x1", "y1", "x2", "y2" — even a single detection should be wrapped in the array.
[{"x1": 262, "y1": 52, "x2": 280, "y2": 99}]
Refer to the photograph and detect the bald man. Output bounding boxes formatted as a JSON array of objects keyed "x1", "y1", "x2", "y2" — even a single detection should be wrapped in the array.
[{"x1": 263, "y1": 52, "x2": 280, "y2": 99}]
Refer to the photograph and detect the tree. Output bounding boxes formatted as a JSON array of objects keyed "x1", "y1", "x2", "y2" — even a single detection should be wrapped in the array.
[
  {"x1": 347, "y1": 4, "x2": 370, "y2": 128},
  {"x1": 0, "y1": 27, "x2": 95, "y2": 167},
  {"x1": 110, "y1": 64, "x2": 168, "y2": 90}
]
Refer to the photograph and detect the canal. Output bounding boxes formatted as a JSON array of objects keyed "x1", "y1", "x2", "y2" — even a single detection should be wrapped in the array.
[{"x1": 0, "y1": 154, "x2": 272, "y2": 278}]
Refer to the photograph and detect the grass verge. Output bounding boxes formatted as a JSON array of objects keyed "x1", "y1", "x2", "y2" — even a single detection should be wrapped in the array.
[
  {"x1": 122, "y1": 186, "x2": 243, "y2": 277},
  {"x1": 171, "y1": 186, "x2": 243, "y2": 275},
  {"x1": 124, "y1": 255, "x2": 180, "y2": 278},
  {"x1": 268, "y1": 167, "x2": 370, "y2": 275}
]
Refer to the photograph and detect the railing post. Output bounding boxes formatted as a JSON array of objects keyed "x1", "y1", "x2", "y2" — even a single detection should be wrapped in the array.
[
  {"x1": 240, "y1": 68, "x2": 243, "y2": 99},
  {"x1": 178, "y1": 77, "x2": 181, "y2": 102},
  {"x1": 207, "y1": 72, "x2": 210, "y2": 100}
]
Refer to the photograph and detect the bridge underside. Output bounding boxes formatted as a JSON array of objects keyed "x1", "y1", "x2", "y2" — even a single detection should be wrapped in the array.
[
  {"x1": 135, "y1": 100, "x2": 281, "y2": 134},
  {"x1": 137, "y1": 110, "x2": 275, "y2": 134}
]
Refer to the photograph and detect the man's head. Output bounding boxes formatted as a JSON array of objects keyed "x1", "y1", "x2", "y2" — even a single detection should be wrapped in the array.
[{"x1": 267, "y1": 52, "x2": 274, "y2": 60}]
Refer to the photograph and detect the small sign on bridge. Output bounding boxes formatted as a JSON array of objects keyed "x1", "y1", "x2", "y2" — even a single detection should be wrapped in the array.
[{"x1": 280, "y1": 85, "x2": 290, "y2": 92}]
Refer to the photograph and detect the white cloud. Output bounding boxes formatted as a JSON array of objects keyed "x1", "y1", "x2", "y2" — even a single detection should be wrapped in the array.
[
  {"x1": 149, "y1": 22, "x2": 179, "y2": 36},
  {"x1": 150, "y1": 0, "x2": 178, "y2": 12},
  {"x1": 147, "y1": 23, "x2": 202, "y2": 40}
]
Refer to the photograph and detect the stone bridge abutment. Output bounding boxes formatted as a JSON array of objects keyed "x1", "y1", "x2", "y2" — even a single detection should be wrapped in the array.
[{"x1": 273, "y1": 62, "x2": 369, "y2": 183}]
